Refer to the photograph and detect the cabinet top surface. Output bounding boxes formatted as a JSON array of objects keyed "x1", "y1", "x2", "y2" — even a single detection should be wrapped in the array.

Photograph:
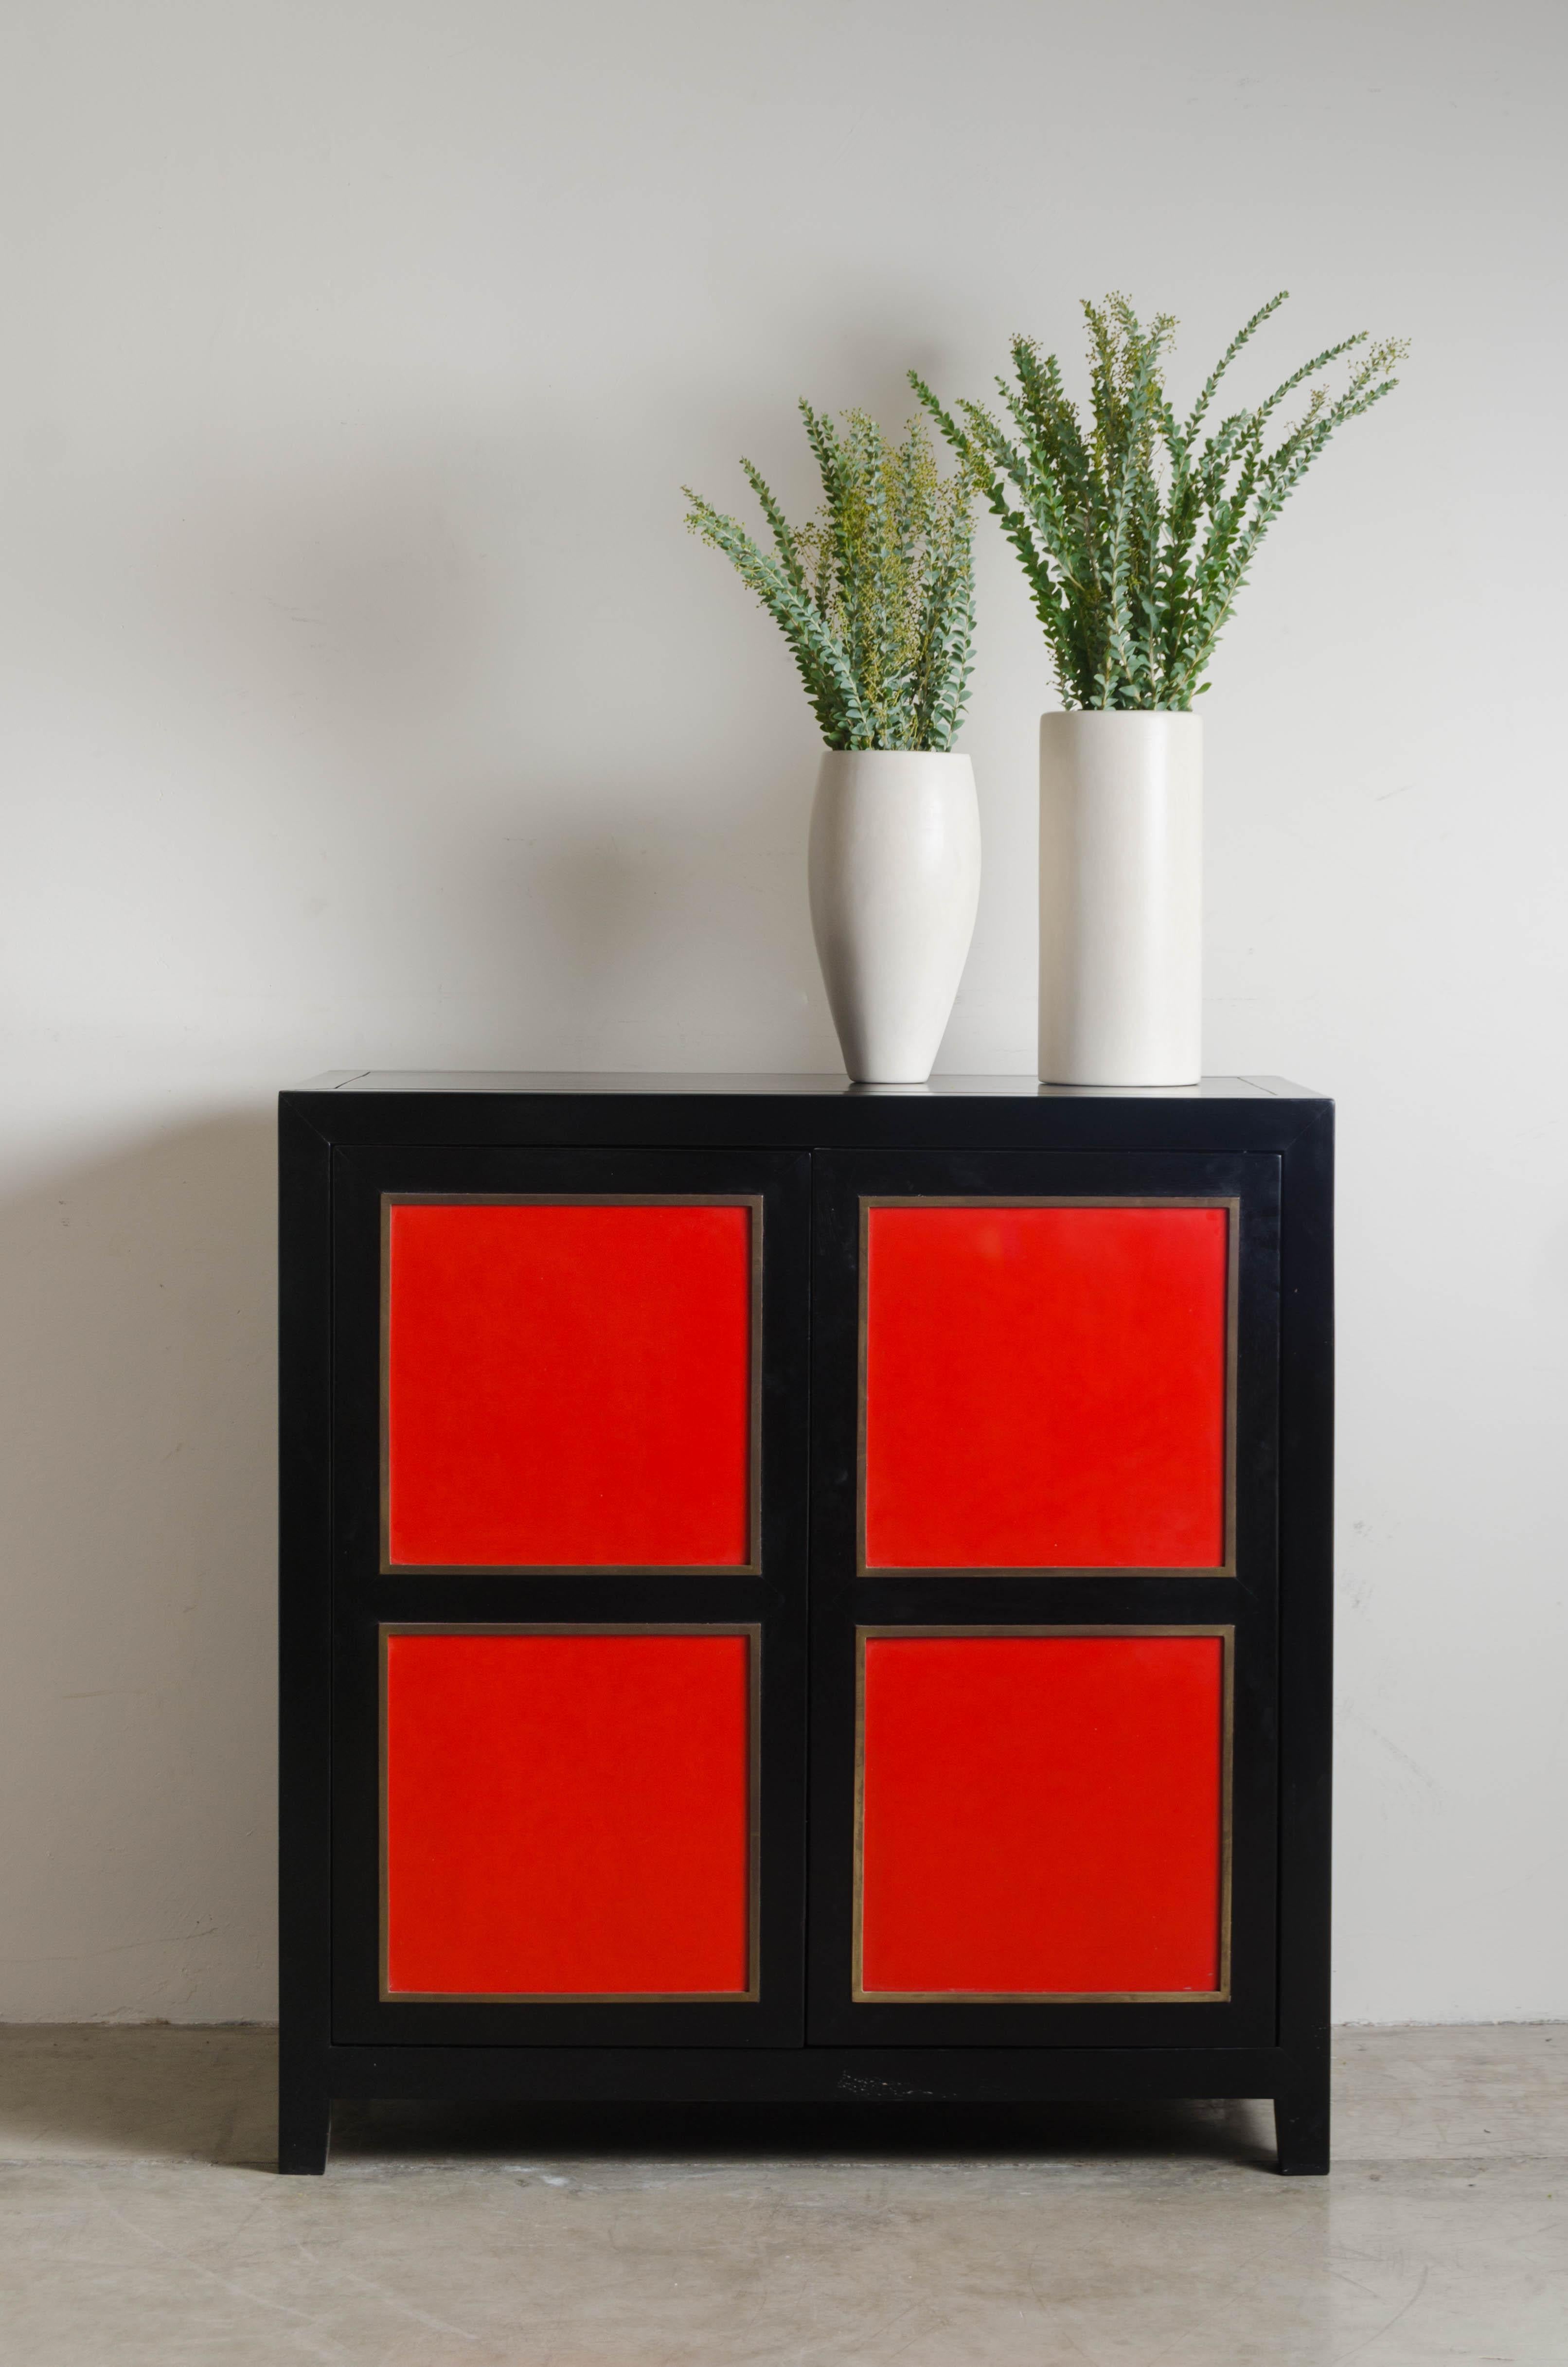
[{"x1": 288, "y1": 1071, "x2": 1328, "y2": 1102}]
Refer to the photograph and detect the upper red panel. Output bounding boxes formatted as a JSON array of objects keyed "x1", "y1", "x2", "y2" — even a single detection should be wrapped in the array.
[
  {"x1": 385, "y1": 1631, "x2": 752, "y2": 1997},
  {"x1": 859, "y1": 1634, "x2": 1225, "y2": 1996},
  {"x1": 863, "y1": 1204, "x2": 1228, "y2": 1568},
  {"x1": 386, "y1": 1201, "x2": 753, "y2": 1568}
]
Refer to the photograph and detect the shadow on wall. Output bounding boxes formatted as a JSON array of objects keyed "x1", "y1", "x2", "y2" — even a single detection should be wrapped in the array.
[
  {"x1": 460, "y1": 793, "x2": 827, "y2": 1068},
  {"x1": 150, "y1": 427, "x2": 844, "y2": 1070},
  {"x1": 0, "y1": 1113, "x2": 280, "y2": 2022}
]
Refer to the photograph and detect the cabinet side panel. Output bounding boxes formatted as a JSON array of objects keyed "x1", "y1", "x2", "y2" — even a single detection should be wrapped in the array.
[
  {"x1": 278, "y1": 1101, "x2": 335, "y2": 2143},
  {"x1": 1276, "y1": 1110, "x2": 1335, "y2": 2124}
]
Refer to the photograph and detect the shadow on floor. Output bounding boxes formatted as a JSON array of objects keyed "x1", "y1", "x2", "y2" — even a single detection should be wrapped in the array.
[
  {"x1": 0, "y1": 2026, "x2": 279, "y2": 2171},
  {"x1": 332, "y1": 2093, "x2": 1279, "y2": 2173},
  {"x1": 0, "y1": 2026, "x2": 1278, "y2": 2174}
]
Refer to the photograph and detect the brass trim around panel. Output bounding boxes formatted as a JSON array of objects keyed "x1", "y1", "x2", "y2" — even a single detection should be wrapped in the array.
[
  {"x1": 379, "y1": 1193, "x2": 766, "y2": 1578},
  {"x1": 856, "y1": 1196, "x2": 1241, "y2": 1578},
  {"x1": 851, "y1": 1623, "x2": 1235, "y2": 2005},
  {"x1": 379, "y1": 1621, "x2": 764, "y2": 2006}
]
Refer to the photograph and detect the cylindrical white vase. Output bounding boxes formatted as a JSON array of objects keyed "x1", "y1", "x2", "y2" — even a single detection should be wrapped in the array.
[
  {"x1": 1038, "y1": 712, "x2": 1202, "y2": 1086},
  {"x1": 808, "y1": 749, "x2": 981, "y2": 1085}
]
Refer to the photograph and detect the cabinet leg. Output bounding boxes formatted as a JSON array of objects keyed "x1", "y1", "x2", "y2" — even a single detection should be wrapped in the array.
[
  {"x1": 1273, "y1": 2081, "x2": 1329, "y2": 2175},
  {"x1": 278, "y1": 2083, "x2": 331, "y2": 2175}
]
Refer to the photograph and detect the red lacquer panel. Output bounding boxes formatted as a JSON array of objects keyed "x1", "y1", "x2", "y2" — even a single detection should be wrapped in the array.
[
  {"x1": 386, "y1": 1200, "x2": 753, "y2": 1568},
  {"x1": 859, "y1": 1635, "x2": 1225, "y2": 1996},
  {"x1": 863, "y1": 1204, "x2": 1229, "y2": 1569},
  {"x1": 384, "y1": 1631, "x2": 753, "y2": 1997}
]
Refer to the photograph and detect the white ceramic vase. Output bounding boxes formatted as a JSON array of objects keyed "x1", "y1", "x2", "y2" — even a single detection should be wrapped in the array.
[
  {"x1": 808, "y1": 749, "x2": 981, "y2": 1085},
  {"x1": 1038, "y1": 712, "x2": 1202, "y2": 1087}
]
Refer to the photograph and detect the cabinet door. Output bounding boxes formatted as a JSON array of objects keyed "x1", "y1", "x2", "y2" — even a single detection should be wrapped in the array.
[
  {"x1": 807, "y1": 1149, "x2": 1280, "y2": 2047},
  {"x1": 328, "y1": 1144, "x2": 808, "y2": 2047}
]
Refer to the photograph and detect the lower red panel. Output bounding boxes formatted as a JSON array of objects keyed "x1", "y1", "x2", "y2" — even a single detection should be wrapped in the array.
[
  {"x1": 384, "y1": 1632, "x2": 753, "y2": 1997},
  {"x1": 859, "y1": 1635, "x2": 1225, "y2": 1997}
]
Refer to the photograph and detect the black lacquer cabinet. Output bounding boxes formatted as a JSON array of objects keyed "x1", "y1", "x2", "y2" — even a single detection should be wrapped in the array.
[{"x1": 279, "y1": 1073, "x2": 1332, "y2": 2173}]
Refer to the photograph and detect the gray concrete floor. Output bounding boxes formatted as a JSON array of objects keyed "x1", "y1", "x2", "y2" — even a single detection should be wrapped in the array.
[{"x1": 0, "y1": 2026, "x2": 1563, "y2": 2363}]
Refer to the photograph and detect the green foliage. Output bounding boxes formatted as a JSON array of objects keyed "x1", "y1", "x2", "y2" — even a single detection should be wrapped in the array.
[
  {"x1": 684, "y1": 406, "x2": 978, "y2": 750},
  {"x1": 912, "y1": 292, "x2": 1407, "y2": 711}
]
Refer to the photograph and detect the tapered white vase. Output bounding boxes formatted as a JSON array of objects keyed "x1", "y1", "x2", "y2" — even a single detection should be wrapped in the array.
[
  {"x1": 1038, "y1": 712, "x2": 1202, "y2": 1086},
  {"x1": 808, "y1": 749, "x2": 981, "y2": 1085}
]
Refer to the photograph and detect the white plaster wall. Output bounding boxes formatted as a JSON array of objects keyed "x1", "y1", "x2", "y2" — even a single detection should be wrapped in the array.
[{"x1": 0, "y1": 0, "x2": 1563, "y2": 2024}]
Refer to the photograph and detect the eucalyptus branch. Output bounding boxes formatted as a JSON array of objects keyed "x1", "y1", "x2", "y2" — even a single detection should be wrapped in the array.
[
  {"x1": 740, "y1": 458, "x2": 808, "y2": 592},
  {"x1": 1182, "y1": 290, "x2": 1289, "y2": 441},
  {"x1": 917, "y1": 291, "x2": 1407, "y2": 711},
  {"x1": 685, "y1": 403, "x2": 978, "y2": 752}
]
